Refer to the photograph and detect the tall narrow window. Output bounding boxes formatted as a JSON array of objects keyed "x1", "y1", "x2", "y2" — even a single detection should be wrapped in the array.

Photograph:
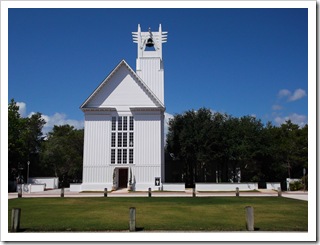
[
  {"x1": 129, "y1": 149, "x2": 134, "y2": 164},
  {"x1": 111, "y1": 149, "x2": 115, "y2": 164},
  {"x1": 118, "y1": 117, "x2": 122, "y2": 131},
  {"x1": 123, "y1": 133, "x2": 127, "y2": 147},
  {"x1": 110, "y1": 116, "x2": 134, "y2": 164},
  {"x1": 123, "y1": 116, "x2": 128, "y2": 131},
  {"x1": 118, "y1": 133, "x2": 122, "y2": 147},
  {"x1": 111, "y1": 133, "x2": 116, "y2": 147},
  {"x1": 123, "y1": 149, "x2": 127, "y2": 164},
  {"x1": 129, "y1": 116, "x2": 134, "y2": 131},
  {"x1": 112, "y1": 117, "x2": 116, "y2": 131},
  {"x1": 129, "y1": 132, "x2": 134, "y2": 147},
  {"x1": 117, "y1": 149, "x2": 122, "y2": 163}
]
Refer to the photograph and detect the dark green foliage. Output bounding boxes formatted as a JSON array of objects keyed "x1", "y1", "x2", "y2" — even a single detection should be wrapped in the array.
[
  {"x1": 8, "y1": 99, "x2": 46, "y2": 184},
  {"x1": 166, "y1": 107, "x2": 308, "y2": 188},
  {"x1": 8, "y1": 99, "x2": 83, "y2": 189},
  {"x1": 40, "y1": 125, "x2": 84, "y2": 187},
  {"x1": 289, "y1": 181, "x2": 303, "y2": 191},
  {"x1": 9, "y1": 99, "x2": 307, "y2": 190}
]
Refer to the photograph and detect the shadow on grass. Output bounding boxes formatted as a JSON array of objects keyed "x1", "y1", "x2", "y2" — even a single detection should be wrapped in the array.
[
  {"x1": 135, "y1": 227, "x2": 144, "y2": 231},
  {"x1": 9, "y1": 228, "x2": 28, "y2": 232}
]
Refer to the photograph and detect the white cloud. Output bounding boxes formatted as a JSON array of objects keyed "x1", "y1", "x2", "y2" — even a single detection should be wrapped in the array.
[
  {"x1": 210, "y1": 109, "x2": 217, "y2": 114},
  {"x1": 288, "y1": 88, "x2": 307, "y2": 102},
  {"x1": 274, "y1": 113, "x2": 307, "y2": 127},
  {"x1": 278, "y1": 89, "x2": 291, "y2": 98},
  {"x1": 16, "y1": 102, "x2": 27, "y2": 117},
  {"x1": 164, "y1": 112, "x2": 174, "y2": 137},
  {"x1": 277, "y1": 88, "x2": 307, "y2": 102},
  {"x1": 27, "y1": 110, "x2": 84, "y2": 134},
  {"x1": 272, "y1": 104, "x2": 283, "y2": 111},
  {"x1": 40, "y1": 112, "x2": 84, "y2": 133},
  {"x1": 164, "y1": 112, "x2": 174, "y2": 121}
]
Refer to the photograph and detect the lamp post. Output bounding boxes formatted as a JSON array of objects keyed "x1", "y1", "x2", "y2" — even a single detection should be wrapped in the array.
[
  {"x1": 18, "y1": 163, "x2": 24, "y2": 184},
  {"x1": 27, "y1": 161, "x2": 30, "y2": 184}
]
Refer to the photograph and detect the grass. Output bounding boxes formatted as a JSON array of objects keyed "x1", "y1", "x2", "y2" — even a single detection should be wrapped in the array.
[{"x1": 8, "y1": 197, "x2": 307, "y2": 232}]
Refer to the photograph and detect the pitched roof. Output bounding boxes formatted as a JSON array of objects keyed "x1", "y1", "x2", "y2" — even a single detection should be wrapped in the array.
[{"x1": 80, "y1": 60, "x2": 165, "y2": 110}]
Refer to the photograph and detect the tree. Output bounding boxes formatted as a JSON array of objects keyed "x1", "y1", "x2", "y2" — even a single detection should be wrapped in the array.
[
  {"x1": 277, "y1": 120, "x2": 308, "y2": 179},
  {"x1": 167, "y1": 108, "x2": 215, "y2": 187},
  {"x1": 220, "y1": 116, "x2": 264, "y2": 183},
  {"x1": 22, "y1": 112, "x2": 46, "y2": 177},
  {"x1": 40, "y1": 125, "x2": 84, "y2": 187},
  {"x1": 8, "y1": 99, "x2": 25, "y2": 182},
  {"x1": 8, "y1": 99, "x2": 45, "y2": 182},
  {"x1": 165, "y1": 107, "x2": 308, "y2": 189}
]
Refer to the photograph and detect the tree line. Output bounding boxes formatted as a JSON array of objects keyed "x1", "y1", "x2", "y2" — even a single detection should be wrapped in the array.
[
  {"x1": 9, "y1": 100, "x2": 307, "y2": 190},
  {"x1": 165, "y1": 108, "x2": 308, "y2": 189},
  {"x1": 8, "y1": 99, "x2": 83, "y2": 189}
]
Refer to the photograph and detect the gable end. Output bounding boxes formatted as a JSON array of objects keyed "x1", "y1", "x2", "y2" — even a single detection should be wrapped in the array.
[{"x1": 80, "y1": 60, "x2": 164, "y2": 110}]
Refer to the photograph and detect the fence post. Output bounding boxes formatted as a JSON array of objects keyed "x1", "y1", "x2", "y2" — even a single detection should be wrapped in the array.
[
  {"x1": 104, "y1": 188, "x2": 108, "y2": 197},
  {"x1": 236, "y1": 187, "x2": 239, "y2": 197},
  {"x1": 129, "y1": 207, "x2": 136, "y2": 232},
  {"x1": 192, "y1": 188, "x2": 196, "y2": 197},
  {"x1": 18, "y1": 186, "x2": 22, "y2": 198},
  {"x1": 148, "y1": 187, "x2": 151, "y2": 197},
  {"x1": 61, "y1": 188, "x2": 64, "y2": 198},
  {"x1": 277, "y1": 187, "x2": 282, "y2": 197},
  {"x1": 245, "y1": 206, "x2": 254, "y2": 231},
  {"x1": 11, "y1": 208, "x2": 21, "y2": 232}
]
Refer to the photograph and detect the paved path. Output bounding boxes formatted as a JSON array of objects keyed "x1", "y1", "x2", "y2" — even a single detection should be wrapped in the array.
[
  {"x1": 282, "y1": 191, "x2": 308, "y2": 201},
  {"x1": 8, "y1": 189, "x2": 308, "y2": 201}
]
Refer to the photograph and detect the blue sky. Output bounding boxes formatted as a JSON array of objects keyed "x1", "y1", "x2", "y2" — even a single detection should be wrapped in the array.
[{"x1": 8, "y1": 7, "x2": 308, "y2": 132}]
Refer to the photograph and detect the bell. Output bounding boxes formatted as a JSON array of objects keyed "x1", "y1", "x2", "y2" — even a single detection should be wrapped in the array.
[{"x1": 146, "y1": 38, "x2": 154, "y2": 47}]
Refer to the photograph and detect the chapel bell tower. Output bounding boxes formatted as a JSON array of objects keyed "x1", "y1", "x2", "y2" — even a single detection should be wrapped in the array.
[{"x1": 132, "y1": 24, "x2": 168, "y2": 104}]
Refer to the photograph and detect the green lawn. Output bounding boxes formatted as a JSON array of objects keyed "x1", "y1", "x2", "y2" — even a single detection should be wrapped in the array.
[{"x1": 8, "y1": 197, "x2": 307, "y2": 232}]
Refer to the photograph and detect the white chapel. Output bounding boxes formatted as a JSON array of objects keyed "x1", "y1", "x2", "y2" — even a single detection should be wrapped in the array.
[{"x1": 78, "y1": 24, "x2": 167, "y2": 191}]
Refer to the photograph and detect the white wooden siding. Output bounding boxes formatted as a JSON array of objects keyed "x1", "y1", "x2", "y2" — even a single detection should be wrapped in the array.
[
  {"x1": 132, "y1": 165, "x2": 161, "y2": 183},
  {"x1": 160, "y1": 113, "x2": 165, "y2": 181},
  {"x1": 86, "y1": 65, "x2": 157, "y2": 108},
  {"x1": 82, "y1": 111, "x2": 164, "y2": 185},
  {"x1": 83, "y1": 165, "x2": 118, "y2": 183},
  {"x1": 83, "y1": 164, "x2": 161, "y2": 188},
  {"x1": 136, "y1": 58, "x2": 164, "y2": 104},
  {"x1": 83, "y1": 114, "x2": 110, "y2": 182},
  {"x1": 134, "y1": 113, "x2": 161, "y2": 166}
]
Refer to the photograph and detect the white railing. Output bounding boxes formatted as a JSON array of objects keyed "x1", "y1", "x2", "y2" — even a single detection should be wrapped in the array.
[{"x1": 196, "y1": 183, "x2": 258, "y2": 191}]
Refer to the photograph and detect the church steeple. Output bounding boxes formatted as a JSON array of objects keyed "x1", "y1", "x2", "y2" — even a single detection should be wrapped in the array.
[
  {"x1": 132, "y1": 24, "x2": 167, "y2": 104},
  {"x1": 132, "y1": 24, "x2": 167, "y2": 60}
]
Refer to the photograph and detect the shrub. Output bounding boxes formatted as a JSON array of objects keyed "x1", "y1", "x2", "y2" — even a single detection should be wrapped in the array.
[{"x1": 289, "y1": 180, "x2": 303, "y2": 191}]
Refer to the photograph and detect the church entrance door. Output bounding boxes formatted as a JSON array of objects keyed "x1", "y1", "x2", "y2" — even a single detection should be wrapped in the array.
[{"x1": 118, "y1": 168, "x2": 128, "y2": 189}]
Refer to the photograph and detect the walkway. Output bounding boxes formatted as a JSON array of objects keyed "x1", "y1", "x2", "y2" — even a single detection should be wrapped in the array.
[{"x1": 8, "y1": 189, "x2": 308, "y2": 201}]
